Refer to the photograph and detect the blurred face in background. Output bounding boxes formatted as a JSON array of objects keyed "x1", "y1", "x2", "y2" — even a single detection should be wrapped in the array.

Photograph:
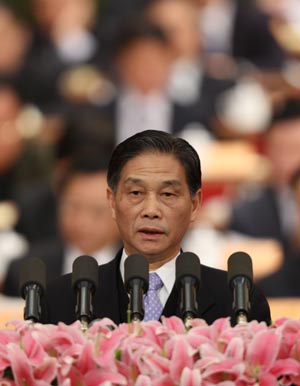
[
  {"x1": 59, "y1": 171, "x2": 119, "y2": 254},
  {"x1": 116, "y1": 39, "x2": 173, "y2": 95},
  {"x1": 266, "y1": 119, "x2": 300, "y2": 187},
  {"x1": 0, "y1": 5, "x2": 31, "y2": 73},
  {"x1": 147, "y1": 0, "x2": 201, "y2": 59},
  {"x1": 32, "y1": 0, "x2": 95, "y2": 38},
  {"x1": 0, "y1": 87, "x2": 23, "y2": 173}
]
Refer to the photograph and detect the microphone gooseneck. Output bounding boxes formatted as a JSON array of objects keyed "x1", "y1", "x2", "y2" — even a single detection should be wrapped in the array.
[
  {"x1": 176, "y1": 252, "x2": 201, "y2": 326},
  {"x1": 124, "y1": 254, "x2": 149, "y2": 322},
  {"x1": 19, "y1": 257, "x2": 47, "y2": 323},
  {"x1": 72, "y1": 255, "x2": 99, "y2": 328},
  {"x1": 227, "y1": 251, "x2": 253, "y2": 325}
]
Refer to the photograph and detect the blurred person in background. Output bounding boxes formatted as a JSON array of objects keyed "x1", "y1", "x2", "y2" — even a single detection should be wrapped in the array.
[
  {"x1": 14, "y1": 115, "x2": 115, "y2": 245},
  {"x1": 146, "y1": 0, "x2": 236, "y2": 136},
  {"x1": 256, "y1": 0, "x2": 300, "y2": 103},
  {"x1": 98, "y1": 14, "x2": 231, "y2": 145},
  {"x1": 229, "y1": 98, "x2": 300, "y2": 266},
  {"x1": 256, "y1": 166, "x2": 300, "y2": 297},
  {"x1": 0, "y1": 81, "x2": 51, "y2": 285},
  {"x1": 189, "y1": 0, "x2": 290, "y2": 141},
  {"x1": 193, "y1": 0, "x2": 286, "y2": 72},
  {"x1": 0, "y1": 81, "x2": 59, "y2": 249},
  {"x1": 97, "y1": 18, "x2": 175, "y2": 144},
  {"x1": 17, "y1": 0, "x2": 108, "y2": 112},
  {"x1": 0, "y1": 82, "x2": 50, "y2": 202},
  {"x1": 0, "y1": 2, "x2": 33, "y2": 99},
  {"x1": 2, "y1": 151, "x2": 121, "y2": 297},
  {"x1": 147, "y1": 0, "x2": 274, "y2": 142}
]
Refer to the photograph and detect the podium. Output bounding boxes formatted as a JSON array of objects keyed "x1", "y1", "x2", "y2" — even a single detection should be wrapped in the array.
[
  {"x1": 0, "y1": 295, "x2": 23, "y2": 328},
  {"x1": 268, "y1": 297, "x2": 300, "y2": 321}
]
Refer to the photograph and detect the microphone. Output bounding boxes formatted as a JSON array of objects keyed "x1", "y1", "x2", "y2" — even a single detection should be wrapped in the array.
[
  {"x1": 124, "y1": 254, "x2": 149, "y2": 322},
  {"x1": 19, "y1": 257, "x2": 46, "y2": 323},
  {"x1": 227, "y1": 251, "x2": 253, "y2": 325},
  {"x1": 72, "y1": 255, "x2": 98, "y2": 328},
  {"x1": 176, "y1": 252, "x2": 201, "y2": 326}
]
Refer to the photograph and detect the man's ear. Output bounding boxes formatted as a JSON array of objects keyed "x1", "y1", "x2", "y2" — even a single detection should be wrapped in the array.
[
  {"x1": 107, "y1": 187, "x2": 116, "y2": 220},
  {"x1": 190, "y1": 189, "x2": 202, "y2": 223}
]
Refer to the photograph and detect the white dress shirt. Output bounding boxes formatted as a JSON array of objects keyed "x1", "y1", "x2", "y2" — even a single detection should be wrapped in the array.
[
  {"x1": 199, "y1": 0, "x2": 235, "y2": 54},
  {"x1": 62, "y1": 244, "x2": 118, "y2": 274},
  {"x1": 116, "y1": 88, "x2": 172, "y2": 144},
  {"x1": 276, "y1": 187, "x2": 298, "y2": 237},
  {"x1": 120, "y1": 249, "x2": 179, "y2": 309},
  {"x1": 167, "y1": 59, "x2": 203, "y2": 105}
]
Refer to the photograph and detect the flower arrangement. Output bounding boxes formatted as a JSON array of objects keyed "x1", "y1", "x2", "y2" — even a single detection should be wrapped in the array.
[{"x1": 0, "y1": 316, "x2": 300, "y2": 385}]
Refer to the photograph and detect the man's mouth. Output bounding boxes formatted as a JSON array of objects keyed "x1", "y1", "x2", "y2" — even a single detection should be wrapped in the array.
[{"x1": 138, "y1": 227, "x2": 164, "y2": 236}]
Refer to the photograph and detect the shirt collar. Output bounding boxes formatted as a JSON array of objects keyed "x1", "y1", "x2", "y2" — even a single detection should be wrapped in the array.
[
  {"x1": 120, "y1": 249, "x2": 180, "y2": 296},
  {"x1": 63, "y1": 244, "x2": 118, "y2": 274}
]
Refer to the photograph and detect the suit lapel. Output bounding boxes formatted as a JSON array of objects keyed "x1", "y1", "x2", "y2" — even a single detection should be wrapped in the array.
[
  {"x1": 196, "y1": 287, "x2": 217, "y2": 319},
  {"x1": 40, "y1": 239, "x2": 65, "y2": 281},
  {"x1": 162, "y1": 280, "x2": 216, "y2": 320},
  {"x1": 93, "y1": 250, "x2": 129, "y2": 324}
]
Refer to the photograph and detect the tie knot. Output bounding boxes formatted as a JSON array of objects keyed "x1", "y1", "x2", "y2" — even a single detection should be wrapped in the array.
[{"x1": 149, "y1": 272, "x2": 163, "y2": 290}]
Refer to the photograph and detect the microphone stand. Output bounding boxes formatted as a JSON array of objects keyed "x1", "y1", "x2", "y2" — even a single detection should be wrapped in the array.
[
  {"x1": 124, "y1": 254, "x2": 149, "y2": 323},
  {"x1": 72, "y1": 255, "x2": 99, "y2": 332},
  {"x1": 19, "y1": 257, "x2": 46, "y2": 324},
  {"x1": 232, "y1": 276, "x2": 250, "y2": 325},
  {"x1": 23, "y1": 284, "x2": 43, "y2": 324},
  {"x1": 127, "y1": 278, "x2": 145, "y2": 323},
  {"x1": 180, "y1": 277, "x2": 198, "y2": 329},
  {"x1": 75, "y1": 280, "x2": 94, "y2": 332}
]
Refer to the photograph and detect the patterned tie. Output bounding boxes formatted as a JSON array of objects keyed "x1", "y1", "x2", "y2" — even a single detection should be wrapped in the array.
[{"x1": 143, "y1": 272, "x2": 164, "y2": 321}]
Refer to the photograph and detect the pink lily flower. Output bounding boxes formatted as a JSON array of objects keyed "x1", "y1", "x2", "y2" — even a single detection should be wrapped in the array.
[{"x1": 7, "y1": 343, "x2": 56, "y2": 386}]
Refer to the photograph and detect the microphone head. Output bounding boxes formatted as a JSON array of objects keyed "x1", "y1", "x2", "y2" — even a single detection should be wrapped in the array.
[
  {"x1": 72, "y1": 255, "x2": 99, "y2": 292},
  {"x1": 176, "y1": 252, "x2": 201, "y2": 287},
  {"x1": 227, "y1": 251, "x2": 253, "y2": 287},
  {"x1": 124, "y1": 254, "x2": 149, "y2": 292},
  {"x1": 19, "y1": 257, "x2": 47, "y2": 299}
]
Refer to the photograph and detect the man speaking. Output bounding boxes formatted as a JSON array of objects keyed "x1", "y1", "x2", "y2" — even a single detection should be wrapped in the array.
[{"x1": 40, "y1": 130, "x2": 271, "y2": 325}]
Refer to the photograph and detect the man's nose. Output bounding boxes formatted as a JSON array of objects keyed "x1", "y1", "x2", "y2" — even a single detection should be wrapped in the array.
[{"x1": 141, "y1": 194, "x2": 161, "y2": 219}]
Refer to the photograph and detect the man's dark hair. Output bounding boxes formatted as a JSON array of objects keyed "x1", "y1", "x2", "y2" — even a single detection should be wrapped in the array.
[
  {"x1": 107, "y1": 130, "x2": 201, "y2": 196},
  {"x1": 110, "y1": 15, "x2": 170, "y2": 60},
  {"x1": 58, "y1": 149, "x2": 110, "y2": 196}
]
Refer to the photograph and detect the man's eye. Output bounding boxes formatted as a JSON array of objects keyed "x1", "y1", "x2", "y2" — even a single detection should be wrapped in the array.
[
  {"x1": 130, "y1": 191, "x2": 141, "y2": 196},
  {"x1": 162, "y1": 192, "x2": 174, "y2": 197}
]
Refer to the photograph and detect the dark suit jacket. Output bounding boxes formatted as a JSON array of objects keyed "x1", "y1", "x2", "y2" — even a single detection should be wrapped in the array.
[
  {"x1": 230, "y1": 186, "x2": 282, "y2": 240},
  {"x1": 257, "y1": 258, "x2": 300, "y2": 297},
  {"x1": 41, "y1": 250, "x2": 271, "y2": 326},
  {"x1": 3, "y1": 238, "x2": 65, "y2": 297},
  {"x1": 229, "y1": 186, "x2": 296, "y2": 262},
  {"x1": 94, "y1": 72, "x2": 235, "y2": 140},
  {"x1": 14, "y1": 183, "x2": 58, "y2": 244},
  {"x1": 232, "y1": 2, "x2": 286, "y2": 70}
]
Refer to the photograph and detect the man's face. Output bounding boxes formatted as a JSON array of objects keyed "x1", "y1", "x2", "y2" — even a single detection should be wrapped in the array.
[
  {"x1": 107, "y1": 152, "x2": 201, "y2": 268},
  {"x1": 117, "y1": 39, "x2": 173, "y2": 95},
  {"x1": 266, "y1": 119, "x2": 300, "y2": 186},
  {"x1": 59, "y1": 171, "x2": 119, "y2": 254}
]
